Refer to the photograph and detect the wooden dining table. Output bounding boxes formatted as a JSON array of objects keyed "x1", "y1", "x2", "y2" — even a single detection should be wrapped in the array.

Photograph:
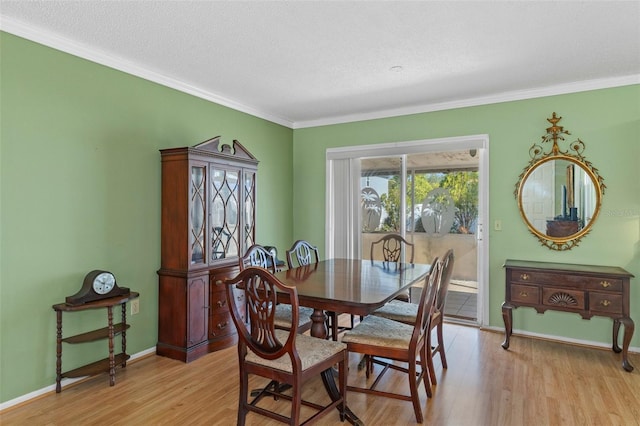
[
  {"x1": 273, "y1": 258, "x2": 432, "y2": 425},
  {"x1": 274, "y1": 258, "x2": 431, "y2": 339}
]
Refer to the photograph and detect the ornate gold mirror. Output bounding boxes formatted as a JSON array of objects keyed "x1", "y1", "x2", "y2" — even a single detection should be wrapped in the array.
[{"x1": 515, "y1": 113, "x2": 605, "y2": 250}]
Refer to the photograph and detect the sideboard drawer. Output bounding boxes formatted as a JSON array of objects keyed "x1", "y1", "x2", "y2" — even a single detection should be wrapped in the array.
[
  {"x1": 585, "y1": 278, "x2": 623, "y2": 292},
  {"x1": 511, "y1": 284, "x2": 539, "y2": 304},
  {"x1": 542, "y1": 287, "x2": 585, "y2": 310},
  {"x1": 590, "y1": 292, "x2": 623, "y2": 314}
]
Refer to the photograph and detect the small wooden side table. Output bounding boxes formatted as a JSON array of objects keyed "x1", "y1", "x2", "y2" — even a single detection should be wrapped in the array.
[{"x1": 53, "y1": 292, "x2": 139, "y2": 392}]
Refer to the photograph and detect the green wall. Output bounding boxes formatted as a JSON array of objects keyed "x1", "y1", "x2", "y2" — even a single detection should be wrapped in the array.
[
  {"x1": 0, "y1": 32, "x2": 293, "y2": 402},
  {"x1": 1, "y1": 29, "x2": 639, "y2": 404},
  {"x1": 292, "y1": 86, "x2": 640, "y2": 345}
]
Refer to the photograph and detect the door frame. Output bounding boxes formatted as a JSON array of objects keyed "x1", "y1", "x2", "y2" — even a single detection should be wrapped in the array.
[{"x1": 326, "y1": 134, "x2": 490, "y2": 326}]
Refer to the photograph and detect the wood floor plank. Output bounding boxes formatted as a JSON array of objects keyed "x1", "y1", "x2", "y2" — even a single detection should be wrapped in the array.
[{"x1": 1, "y1": 322, "x2": 639, "y2": 425}]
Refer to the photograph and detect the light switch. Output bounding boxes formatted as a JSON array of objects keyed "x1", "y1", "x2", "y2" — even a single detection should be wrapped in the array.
[{"x1": 494, "y1": 220, "x2": 502, "y2": 231}]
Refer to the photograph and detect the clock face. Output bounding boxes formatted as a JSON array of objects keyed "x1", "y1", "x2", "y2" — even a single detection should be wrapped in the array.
[{"x1": 92, "y1": 272, "x2": 116, "y2": 295}]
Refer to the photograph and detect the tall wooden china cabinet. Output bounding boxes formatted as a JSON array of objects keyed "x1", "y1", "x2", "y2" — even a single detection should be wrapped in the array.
[{"x1": 157, "y1": 137, "x2": 257, "y2": 362}]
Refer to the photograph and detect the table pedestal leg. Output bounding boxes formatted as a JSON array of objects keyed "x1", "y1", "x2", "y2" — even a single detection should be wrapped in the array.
[
  {"x1": 321, "y1": 368, "x2": 363, "y2": 426},
  {"x1": 310, "y1": 309, "x2": 328, "y2": 339}
]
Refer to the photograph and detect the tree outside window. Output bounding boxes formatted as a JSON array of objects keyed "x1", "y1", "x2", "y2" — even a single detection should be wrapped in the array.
[{"x1": 366, "y1": 170, "x2": 478, "y2": 234}]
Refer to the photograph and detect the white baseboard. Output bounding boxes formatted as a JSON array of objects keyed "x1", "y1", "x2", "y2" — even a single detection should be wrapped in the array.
[
  {"x1": 0, "y1": 347, "x2": 156, "y2": 411},
  {"x1": 481, "y1": 325, "x2": 640, "y2": 354}
]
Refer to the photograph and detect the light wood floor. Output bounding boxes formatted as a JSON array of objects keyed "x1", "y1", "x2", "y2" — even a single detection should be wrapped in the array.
[{"x1": 2, "y1": 322, "x2": 639, "y2": 425}]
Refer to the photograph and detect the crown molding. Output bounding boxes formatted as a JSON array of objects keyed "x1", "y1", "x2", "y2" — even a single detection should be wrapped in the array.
[
  {"x1": 0, "y1": 16, "x2": 294, "y2": 128},
  {"x1": 293, "y1": 74, "x2": 640, "y2": 129},
  {"x1": 2, "y1": 16, "x2": 638, "y2": 131}
]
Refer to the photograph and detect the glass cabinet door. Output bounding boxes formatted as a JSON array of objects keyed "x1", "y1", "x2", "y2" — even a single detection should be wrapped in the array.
[
  {"x1": 210, "y1": 167, "x2": 240, "y2": 260},
  {"x1": 244, "y1": 171, "x2": 256, "y2": 250},
  {"x1": 190, "y1": 165, "x2": 206, "y2": 265}
]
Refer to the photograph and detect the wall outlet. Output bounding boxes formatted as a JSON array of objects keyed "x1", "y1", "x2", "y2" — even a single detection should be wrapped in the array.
[{"x1": 131, "y1": 298, "x2": 140, "y2": 315}]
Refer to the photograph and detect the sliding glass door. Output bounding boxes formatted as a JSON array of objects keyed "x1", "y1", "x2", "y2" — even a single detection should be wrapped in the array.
[{"x1": 326, "y1": 135, "x2": 488, "y2": 326}]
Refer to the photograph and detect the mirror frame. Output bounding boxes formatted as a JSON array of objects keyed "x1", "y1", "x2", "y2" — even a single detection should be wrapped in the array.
[{"x1": 515, "y1": 113, "x2": 605, "y2": 251}]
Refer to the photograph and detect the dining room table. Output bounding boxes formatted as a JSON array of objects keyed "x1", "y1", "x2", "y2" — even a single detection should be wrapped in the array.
[{"x1": 273, "y1": 257, "x2": 432, "y2": 425}]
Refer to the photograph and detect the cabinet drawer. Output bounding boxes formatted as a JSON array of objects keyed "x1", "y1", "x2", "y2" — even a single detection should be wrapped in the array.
[
  {"x1": 209, "y1": 311, "x2": 233, "y2": 338},
  {"x1": 210, "y1": 289, "x2": 230, "y2": 313},
  {"x1": 542, "y1": 288, "x2": 585, "y2": 310},
  {"x1": 585, "y1": 278, "x2": 623, "y2": 292},
  {"x1": 589, "y1": 292, "x2": 623, "y2": 314},
  {"x1": 510, "y1": 284, "x2": 539, "y2": 304}
]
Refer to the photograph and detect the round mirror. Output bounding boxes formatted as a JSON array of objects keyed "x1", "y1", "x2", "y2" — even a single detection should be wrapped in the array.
[
  {"x1": 518, "y1": 156, "x2": 602, "y2": 248},
  {"x1": 515, "y1": 113, "x2": 605, "y2": 250}
]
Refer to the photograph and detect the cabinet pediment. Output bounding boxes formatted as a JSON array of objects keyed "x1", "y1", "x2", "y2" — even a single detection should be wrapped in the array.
[{"x1": 193, "y1": 136, "x2": 258, "y2": 163}]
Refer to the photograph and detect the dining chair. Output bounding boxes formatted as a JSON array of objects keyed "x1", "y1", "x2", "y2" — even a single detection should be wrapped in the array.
[
  {"x1": 240, "y1": 244, "x2": 313, "y2": 333},
  {"x1": 371, "y1": 249, "x2": 455, "y2": 386},
  {"x1": 223, "y1": 266, "x2": 348, "y2": 425},
  {"x1": 341, "y1": 256, "x2": 443, "y2": 423},
  {"x1": 285, "y1": 239, "x2": 344, "y2": 340},
  {"x1": 370, "y1": 233, "x2": 415, "y2": 301}
]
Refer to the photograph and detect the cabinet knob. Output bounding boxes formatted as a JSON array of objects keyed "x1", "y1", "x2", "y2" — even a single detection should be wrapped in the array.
[
  {"x1": 520, "y1": 274, "x2": 530, "y2": 281},
  {"x1": 519, "y1": 291, "x2": 528, "y2": 297},
  {"x1": 600, "y1": 300, "x2": 611, "y2": 307},
  {"x1": 217, "y1": 321, "x2": 228, "y2": 330},
  {"x1": 600, "y1": 281, "x2": 611, "y2": 288},
  {"x1": 215, "y1": 280, "x2": 223, "y2": 286},
  {"x1": 216, "y1": 300, "x2": 226, "y2": 308}
]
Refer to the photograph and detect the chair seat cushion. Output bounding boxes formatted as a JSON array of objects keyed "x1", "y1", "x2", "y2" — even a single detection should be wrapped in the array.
[
  {"x1": 273, "y1": 304, "x2": 314, "y2": 328},
  {"x1": 246, "y1": 330, "x2": 346, "y2": 373},
  {"x1": 372, "y1": 299, "x2": 418, "y2": 324},
  {"x1": 341, "y1": 315, "x2": 414, "y2": 350}
]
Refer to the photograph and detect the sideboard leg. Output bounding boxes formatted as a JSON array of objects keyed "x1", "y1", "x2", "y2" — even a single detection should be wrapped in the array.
[
  {"x1": 501, "y1": 302, "x2": 513, "y2": 349},
  {"x1": 620, "y1": 317, "x2": 635, "y2": 372},
  {"x1": 612, "y1": 318, "x2": 622, "y2": 353}
]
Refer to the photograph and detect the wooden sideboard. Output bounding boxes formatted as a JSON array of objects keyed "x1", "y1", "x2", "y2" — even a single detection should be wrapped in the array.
[{"x1": 502, "y1": 259, "x2": 635, "y2": 372}]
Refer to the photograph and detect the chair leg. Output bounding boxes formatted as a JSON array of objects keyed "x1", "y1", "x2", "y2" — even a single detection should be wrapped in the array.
[
  {"x1": 408, "y1": 355, "x2": 424, "y2": 423},
  {"x1": 331, "y1": 312, "x2": 338, "y2": 341},
  {"x1": 427, "y1": 331, "x2": 438, "y2": 386},
  {"x1": 238, "y1": 370, "x2": 248, "y2": 426},
  {"x1": 437, "y1": 321, "x2": 448, "y2": 369},
  {"x1": 290, "y1": 378, "x2": 302, "y2": 426},
  {"x1": 339, "y1": 355, "x2": 347, "y2": 421},
  {"x1": 422, "y1": 340, "x2": 433, "y2": 398}
]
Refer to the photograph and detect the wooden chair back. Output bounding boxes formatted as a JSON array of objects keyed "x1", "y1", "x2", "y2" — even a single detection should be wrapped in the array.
[
  {"x1": 435, "y1": 249, "x2": 455, "y2": 312},
  {"x1": 370, "y1": 234, "x2": 415, "y2": 264},
  {"x1": 225, "y1": 267, "x2": 299, "y2": 359},
  {"x1": 286, "y1": 240, "x2": 320, "y2": 268},
  {"x1": 239, "y1": 244, "x2": 277, "y2": 274},
  {"x1": 411, "y1": 256, "x2": 443, "y2": 347}
]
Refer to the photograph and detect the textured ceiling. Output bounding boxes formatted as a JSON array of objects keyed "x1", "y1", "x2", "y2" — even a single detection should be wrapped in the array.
[{"x1": 1, "y1": 1, "x2": 639, "y2": 128}]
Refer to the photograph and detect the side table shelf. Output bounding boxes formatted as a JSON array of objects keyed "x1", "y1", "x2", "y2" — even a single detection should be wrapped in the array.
[{"x1": 53, "y1": 292, "x2": 139, "y2": 393}]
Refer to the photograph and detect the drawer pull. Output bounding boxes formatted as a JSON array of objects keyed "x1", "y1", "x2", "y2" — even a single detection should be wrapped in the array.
[
  {"x1": 216, "y1": 300, "x2": 226, "y2": 308},
  {"x1": 519, "y1": 291, "x2": 528, "y2": 297},
  {"x1": 217, "y1": 321, "x2": 228, "y2": 330},
  {"x1": 215, "y1": 279, "x2": 223, "y2": 286},
  {"x1": 520, "y1": 274, "x2": 530, "y2": 281},
  {"x1": 600, "y1": 300, "x2": 611, "y2": 307},
  {"x1": 600, "y1": 281, "x2": 611, "y2": 288}
]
